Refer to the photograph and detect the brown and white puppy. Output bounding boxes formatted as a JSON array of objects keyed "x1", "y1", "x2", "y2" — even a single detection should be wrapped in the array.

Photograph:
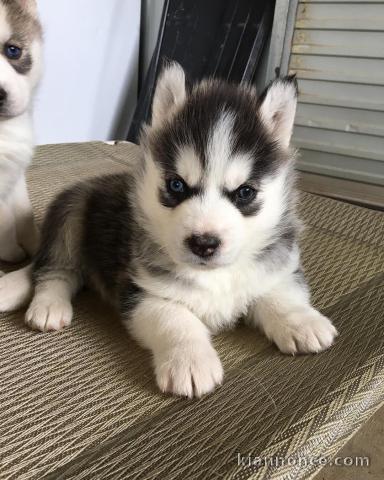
[
  {"x1": 0, "y1": 0, "x2": 42, "y2": 262},
  {"x1": 0, "y1": 64, "x2": 337, "y2": 398}
]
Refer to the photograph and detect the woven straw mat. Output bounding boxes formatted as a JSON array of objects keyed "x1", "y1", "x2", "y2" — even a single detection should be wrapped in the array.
[{"x1": 0, "y1": 141, "x2": 383, "y2": 480}]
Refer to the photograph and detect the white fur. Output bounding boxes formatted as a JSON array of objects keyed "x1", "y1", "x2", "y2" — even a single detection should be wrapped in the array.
[
  {"x1": 26, "y1": 279, "x2": 73, "y2": 331},
  {"x1": 259, "y1": 79, "x2": 297, "y2": 148},
  {"x1": 18, "y1": 0, "x2": 39, "y2": 18},
  {"x1": 248, "y1": 278, "x2": 337, "y2": 354},
  {"x1": 206, "y1": 112, "x2": 235, "y2": 185},
  {"x1": 127, "y1": 296, "x2": 223, "y2": 397},
  {"x1": 0, "y1": 5, "x2": 42, "y2": 262},
  {"x1": 151, "y1": 62, "x2": 186, "y2": 129},
  {"x1": 224, "y1": 153, "x2": 253, "y2": 191},
  {"x1": 134, "y1": 244, "x2": 301, "y2": 334},
  {"x1": 0, "y1": 264, "x2": 32, "y2": 311},
  {"x1": 0, "y1": 38, "x2": 42, "y2": 118},
  {"x1": 176, "y1": 146, "x2": 202, "y2": 186},
  {"x1": 0, "y1": 199, "x2": 26, "y2": 262},
  {"x1": 0, "y1": 4, "x2": 11, "y2": 45}
]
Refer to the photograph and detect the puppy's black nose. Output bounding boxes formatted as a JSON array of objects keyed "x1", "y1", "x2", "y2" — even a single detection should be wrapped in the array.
[
  {"x1": 186, "y1": 234, "x2": 221, "y2": 258},
  {"x1": 0, "y1": 88, "x2": 7, "y2": 104}
]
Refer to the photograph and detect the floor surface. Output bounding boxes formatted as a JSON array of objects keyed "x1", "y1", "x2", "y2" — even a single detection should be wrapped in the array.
[{"x1": 315, "y1": 405, "x2": 384, "y2": 479}]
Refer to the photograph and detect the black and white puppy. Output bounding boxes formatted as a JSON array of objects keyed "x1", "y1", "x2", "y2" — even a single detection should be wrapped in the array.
[
  {"x1": 0, "y1": 0, "x2": 42, "y2": 262},
  {"x1": 0, "y1": 63, "x2": 337, "y2": 397}
]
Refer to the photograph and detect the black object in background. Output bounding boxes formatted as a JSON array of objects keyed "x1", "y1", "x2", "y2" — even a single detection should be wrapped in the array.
[{"x1": 127, "y1": 0, "x2": 275, "y2": 143}]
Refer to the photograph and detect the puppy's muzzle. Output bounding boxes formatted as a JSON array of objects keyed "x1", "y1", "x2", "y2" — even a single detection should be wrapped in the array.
[{"x1": 186, "y1": 234, "x2": 221, "y2": 258}]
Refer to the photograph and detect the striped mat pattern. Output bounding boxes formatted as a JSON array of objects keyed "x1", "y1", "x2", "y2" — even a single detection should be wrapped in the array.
[{"x1": 0, "y1": 141, "x2": 383, "y2": 480}]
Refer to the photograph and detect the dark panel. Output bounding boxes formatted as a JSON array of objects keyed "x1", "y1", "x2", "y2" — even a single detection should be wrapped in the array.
[{"x1": 127, "y1": 0, "x2": 275, "y2": 142}]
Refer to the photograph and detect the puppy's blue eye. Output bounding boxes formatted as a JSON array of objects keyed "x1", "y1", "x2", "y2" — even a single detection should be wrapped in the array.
[
  {"x1": 4, "y1": 45, "x2": 22, "y2": 60},
  {"x1": 168, "y1": 178, "x2": 185, "y2": 194},
  {"x1": 236, "y1": 185, "x2": 256, "y2": 203}
]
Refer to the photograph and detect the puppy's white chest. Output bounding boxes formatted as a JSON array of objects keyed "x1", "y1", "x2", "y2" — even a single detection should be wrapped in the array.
[
  {"x1": 182, "y1": 255, "x2": 299, "y2": 332},
  {"x1": 183, "y1": 265, "x2": 261, "y2": 332},
  {"x1": 137, "y1": 256, "x2": 297, "y2": 333},
  {"x1": 0, "y1": 114, "x2": 34, "y2": 194}
]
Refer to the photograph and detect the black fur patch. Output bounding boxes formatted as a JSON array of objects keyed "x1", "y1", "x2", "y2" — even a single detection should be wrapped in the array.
[
  {"x1": 159, "y1": 179, "x2": 201, "y2": 208},
  {"x1": 10, "y1": 52, "x2": 32, "y2": 74},
  {"x1": 148, "y1": 80, "x2": 285, "y2": 184},
  {"x1": 119, "y1": 279, "x2": 144, "y2": 315},
  {"x1": 223, "y1": 189, "x2": 259, "y2": 217},
  {"x1": 254, "y1": 224, "x2": 298, "y2": 268},
  {"x1": 33, "y1": 186, "x2": 83, "y2": 277},
  {"x1": 33, "y1": 173, "x2": 156, "y2": 317},
  {"x1": 82, "y1": 175, "x2": 135, "y2": 292},
  {"x1": 293, "y1": 267, "x2": 307, "y2": 288},
  {"x1": 80, "y1": 175, "x2": 146, "y2": 315}
]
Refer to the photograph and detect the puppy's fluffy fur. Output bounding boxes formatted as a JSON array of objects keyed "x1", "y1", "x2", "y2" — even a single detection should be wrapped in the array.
[
  {"x1": 0, "y1": 63, "x2": 337, "y2": 398},
  {"x1": 0, "y1": 0, "x2": 42, "y2": 262}
]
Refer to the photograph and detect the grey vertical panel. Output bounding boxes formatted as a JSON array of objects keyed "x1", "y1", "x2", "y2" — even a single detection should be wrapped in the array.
[
  {"x1": 142, "y1": 0, "x2": 165, "y2": 80},
  {"x1": 285, "y1": 1, "x2": 384, "y2": 186}
]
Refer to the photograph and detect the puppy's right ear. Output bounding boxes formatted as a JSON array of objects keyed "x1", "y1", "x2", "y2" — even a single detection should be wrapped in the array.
[
  {"x1": 151, "y1": 62, "x2": 186, "y2": 128},
  {"x1": 258, "y1": 75, "x2": 298, "y2": 148}
]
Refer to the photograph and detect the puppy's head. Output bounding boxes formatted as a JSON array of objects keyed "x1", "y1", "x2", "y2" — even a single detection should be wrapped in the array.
[
  {"x1": 139, "y1": 63, "x2": 298, "y2": 269},
  {"x1": 0, "y1": 0, "x2": 42, "y2": 118}
]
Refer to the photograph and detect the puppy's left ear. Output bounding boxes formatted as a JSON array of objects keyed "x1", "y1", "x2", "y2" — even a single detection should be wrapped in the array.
[
  {"x1": 151, "y1": 62, "x2": 187, "y2": 128},
  {"x1": 16, "y1": 0, "x2": 38, "y2": 17},
  {"x1": 259, "y1": 76, "x2": 298, "y2": 148}
]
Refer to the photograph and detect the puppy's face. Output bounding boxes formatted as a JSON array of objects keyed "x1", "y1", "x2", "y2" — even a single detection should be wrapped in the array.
[
  {"x1": 0, "y1": 0, "x2": 42, "y2": 118},
  {"x1": 139, "y1": 64, "x2": 297, "y2": 269}
]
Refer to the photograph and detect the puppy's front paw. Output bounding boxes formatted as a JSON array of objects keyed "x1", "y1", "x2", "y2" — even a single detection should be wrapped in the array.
[
  {"x1": 265, "y1": 308, "x2": 337, "y2": 355},
  {"x1": 155, "y1": 341, "x2": 224, "y2": 398},
  {"x1": 25, "y1": 298, "x2": 73, "y2": 332}
]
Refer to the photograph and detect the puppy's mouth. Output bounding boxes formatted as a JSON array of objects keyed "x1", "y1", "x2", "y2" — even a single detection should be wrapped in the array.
[
  {"x1": 0, "y1": 107, "x2": 19, "y2": 119},
  {"x1": 0, "y1": 98, "x2": 27, "y2": 118},
  {"x1": 196, "y1": 260, "x2": 220, "y2": 269},
  {"x1": 183, "y1": 252, "x2": 232, "y2": 270}
]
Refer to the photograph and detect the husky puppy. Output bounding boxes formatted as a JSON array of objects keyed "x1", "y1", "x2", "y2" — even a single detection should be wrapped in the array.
[
  {"x1": 0, "y1": 0, "x2": 42, "y2": 262},
  {"x1": 0, "y1": 63, "x2": 337, "y2": 397}
]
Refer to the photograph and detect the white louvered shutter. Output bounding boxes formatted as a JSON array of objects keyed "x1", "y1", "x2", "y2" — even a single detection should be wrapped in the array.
[{"x1": 287, "y1": 0, "x2": 384, "y2": 186}]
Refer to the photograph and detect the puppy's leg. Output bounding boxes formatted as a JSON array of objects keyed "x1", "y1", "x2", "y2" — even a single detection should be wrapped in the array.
[
  {"x1": 0, "y1": 264, "x2": 33, "y2": 312},
  {"x1": 11, "y1": 175, "x2": 40, "y2": 257},
  {"x1": 23, "y1": 181, "x2": 88, "y2": 331},
  {"x1": 26, "y1": 271, "x2": 81, "y2": 332},
  {"x1": 0, "y1": 199, "x2": 26, "y2": 262},
  {"x1": 127, "y1": 296, "x2": 223, "y2": 398},
  {"x1": 248, "y1": 271, "x2": 337, "y2": 354}
]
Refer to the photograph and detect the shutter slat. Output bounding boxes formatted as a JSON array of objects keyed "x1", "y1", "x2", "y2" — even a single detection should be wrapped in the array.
[
  {"x1": 297, "y1": 79, "x2": 384, "y2": 111},
  {"x1": 296, "y1": 104, "x2": 384, "y2": 137},
  {"x1": 296, "y1": 3, "x2": 384, "y2": 30},
  {"x1": 292, "y1": 30, "x2": 384, "y2": 58},
  {"x1": 297, "y1": 150, "x2": 384, "y2": 186},
  {"x1": 293, "y1": 126, "x2": 384, "y2": 162},
  {"x1": 290, "y1": 55, "x2": 384, "y2": 85}
]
